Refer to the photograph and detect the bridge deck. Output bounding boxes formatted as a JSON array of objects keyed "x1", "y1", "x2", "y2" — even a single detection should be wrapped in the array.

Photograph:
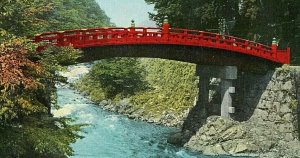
[{"x1": 34, "y1": 25, "x2": 290, "y2": 64}]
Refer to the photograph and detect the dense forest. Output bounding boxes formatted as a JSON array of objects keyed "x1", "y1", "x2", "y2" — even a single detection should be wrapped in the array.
[{"x1": 0, "y1": 0, "x2": 111, "y2": 157}]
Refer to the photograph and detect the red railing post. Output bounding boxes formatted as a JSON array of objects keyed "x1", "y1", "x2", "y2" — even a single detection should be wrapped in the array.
[
  {"x1": 143, "y1": 28, "x2": 147, "y2": 37},
  {"x1": 271, "y1": 37, "x2": 278, "y2": 51},
  {"x1": 74, "y1": 30, "x2": 81, "y2": 47},
  {"x1": 34, "y1": 34, "x2": 44, "y2": 52},
  {"x1": 216, "y1": 34, "x2": 220, "y2": 44},
  {"x1": 245, "y1": 40, "x2": 249, "y2": 49},
  {"x1": 130, "y1": 20, "x2": 136, "y2": 38},
  {"x1": 34, "y1": 34, "x2": 42, "y2": 42},
  {"x1": 57, "y1": 31, "x2": 65, "y2": 46},
  {"x1": 162, "y1": 16, "x2": 170, "y2": 40}
]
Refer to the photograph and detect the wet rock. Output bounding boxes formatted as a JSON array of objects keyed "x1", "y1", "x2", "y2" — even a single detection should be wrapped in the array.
[
  {"x1": 167, "y1": 132, "x2": 183, "y2": 146},
  {"x1": 184, "y1": 116, "x2": 261, "y2": 156}
]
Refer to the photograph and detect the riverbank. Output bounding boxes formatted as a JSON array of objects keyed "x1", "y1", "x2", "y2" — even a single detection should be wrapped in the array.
[
  {"x1": 73, "y1": 58, "x2": 198, "y2": 127},
  {"x1": 95, "y1": 98, "x2": 188, "y2": 127}
]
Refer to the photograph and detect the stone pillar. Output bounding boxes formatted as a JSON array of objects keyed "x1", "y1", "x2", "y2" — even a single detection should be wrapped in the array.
[
  {"x1": 181, "y1": 65, "x2": 238, "y2": 140},
  {"x1": 197, "y1": 65, "x2": 237, "y2": 118},
  {"x1": 197, "y1": 76, "x2": 210, "y2": 116},
  {"x1": 195, "y1": 65, "x2": 210, "y2": 116},
  {"x1": 219, "y1": 66, "x2": 237, "y2": 118},
  {"x1": 181, "y1": 66, "x2": 211, "y2": 136},
  {"x1": 296, "y1": 69, "x2": 300, "y2": 108},
  {"x1": 295, "y1": 69, "x2": 300, "y2": 140},
  {"x1": 220, "y1": 79, "x2": 235, "y2": 117}
]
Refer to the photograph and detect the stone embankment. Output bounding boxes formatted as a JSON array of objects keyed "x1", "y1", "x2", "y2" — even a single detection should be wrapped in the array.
[
  {"x1": 183, "y1": 66, "x2": 300, "y2": 157},
  {"x1": 98, "y1": 99, "x2": 188, "y2": 127}
]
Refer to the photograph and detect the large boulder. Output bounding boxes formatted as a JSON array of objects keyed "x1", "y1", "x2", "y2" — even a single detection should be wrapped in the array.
[{"x1": 184, "y1": 116, "x2": 261, "y2": 156}]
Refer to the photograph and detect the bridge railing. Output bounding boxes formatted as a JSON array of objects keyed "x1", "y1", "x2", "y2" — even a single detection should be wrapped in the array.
[
  {"x1": 34, "y1": 26, "x2": 290, "y2": 64},
  {"x1": 168, "y1": 28, "x2": 289, "y2": 63}
]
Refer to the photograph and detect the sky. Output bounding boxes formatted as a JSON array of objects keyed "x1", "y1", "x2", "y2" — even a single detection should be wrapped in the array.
[{"x1": 96, "y1": 0, "x2": 156, "y2": 27}]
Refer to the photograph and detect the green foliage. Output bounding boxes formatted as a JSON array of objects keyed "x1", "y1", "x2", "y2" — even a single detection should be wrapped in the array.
[
  {"x1": 130, "y1": 59, "x2": 198, "y2": 117},
  {"x1": 0, "y1": 33, "x2": 82, "y2": 156},
  {"x1": 0, "y1": 31, "x2": 81, "y2": 123},
  {"x1": 43, "y1": 0, "x2": 112, "y2": 32},
  {"x1": 0, "y1": 0, "x2": 53, "y2": 36},
  {"x1": 0, "y1": 0, "x2": 111, "y2": 156},
  {"x1": 0, "y1": 0, "x2": 112, "y2": 36},
  {"x1": 0, "y1": 33, "x2": 46, "y2": 123},
  {"x1": 145, "y1": 0, "x2": 238, "y2": 30},
  {"x1": 75, "y1": 58, "x2": 198, "y2": 118},
  {"x1": 75, "y1": 58, "x2": 148, "y2": 100},
  {"x1": 37, "y1": 45, "x2": 82, "y2": 82},
  {"x1": 0, "y1": 117, "x2": 83, "y2": 158}
]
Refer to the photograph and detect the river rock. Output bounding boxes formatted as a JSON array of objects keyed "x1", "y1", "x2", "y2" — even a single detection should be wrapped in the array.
[
  {"x1": 184, "y1": 116, "x2": 261, "y2": 156},
  {"x1": 202, "y1": 144, "x2": 228, "y2": 156},
  {"x1": 167, "y1": 132, "x2": 183, "y2": 146}
]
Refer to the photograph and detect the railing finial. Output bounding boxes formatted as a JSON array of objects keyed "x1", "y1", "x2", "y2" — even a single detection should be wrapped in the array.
[
  {"x1": 131, "y1": 19, "x2": 135, "y2": 27},
  {"x1": 162, "y1": 15, "x2": 170, "y2": 37},
  {"x1": 272, "y1": 37, "x2": 278, "y2": 46},
  {"x1": 272, "y1": 37, "x2": 278, "y2": 51},
  {"x1": 163, "y1": 16, "x2": 168, "y2": 24}
]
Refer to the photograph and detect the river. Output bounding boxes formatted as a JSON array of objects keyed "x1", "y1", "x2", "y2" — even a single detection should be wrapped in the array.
[{"x1": 52, "y1": 64, "x2": 242, "y2": 158}]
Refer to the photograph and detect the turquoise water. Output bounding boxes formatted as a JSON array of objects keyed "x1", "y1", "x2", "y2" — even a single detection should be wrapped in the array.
[{"x1": 55, "y1": 86, "x2": 240, "y2": 158}]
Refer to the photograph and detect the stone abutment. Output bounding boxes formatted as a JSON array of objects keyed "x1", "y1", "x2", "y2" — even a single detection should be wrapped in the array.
[{"x1": 181, "y1": 65, "x2": 300, "y2": 156}]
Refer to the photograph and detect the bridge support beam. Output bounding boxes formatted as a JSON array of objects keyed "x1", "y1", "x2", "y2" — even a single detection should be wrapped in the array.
[
  {"x1": 220, "y1": 79, "x2": 235, "y2": 118},
  {"x1": 196, "y1": 75, "x2": 209, "y2": 117},
  {"x1": 197, "y1": 65, "x2": 237, "y2": 118}
]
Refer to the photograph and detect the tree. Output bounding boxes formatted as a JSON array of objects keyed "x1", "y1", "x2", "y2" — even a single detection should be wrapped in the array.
[
  {"x1": 0, "y1": 0, "x2": 53, "y2": 36},
  {"x1": 0, "y1": 0, "x2": 112, "y2": 36},
  {"x1": 145, "y1": 0, "x2": 239, "y2": 30},
  {"x1": 83, "y1": 58, "x2": 148, "y2": 100},
  {"x1": 0, "y1": 0, "x2": 111, "y2": 157}
]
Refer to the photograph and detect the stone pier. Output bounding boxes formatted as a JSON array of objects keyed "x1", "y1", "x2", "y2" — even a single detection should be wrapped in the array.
[
  {"x1": 181, "y1": 65, "x2": 238, "y2": 144},
  {"x1": 196, "y1": 65, "x2": 237, "y2": 118},
  {"x1": 294, "y1": 67, "x2": 300, "y2": 139}
]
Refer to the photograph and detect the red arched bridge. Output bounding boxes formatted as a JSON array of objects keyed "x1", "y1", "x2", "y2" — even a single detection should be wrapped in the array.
[{"x1": 34, "y1": 22, "x2": 290, "y2": 70}]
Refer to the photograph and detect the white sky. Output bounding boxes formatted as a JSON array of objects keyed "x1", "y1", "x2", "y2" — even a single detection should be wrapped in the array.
[{"x1": 96, "y1": 0, "x2": 156, "y2": 27}]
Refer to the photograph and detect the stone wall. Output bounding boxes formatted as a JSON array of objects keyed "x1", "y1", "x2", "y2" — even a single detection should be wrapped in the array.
[
  {"x1": 182, "y1": 66, "x2": 300, "y2": 156},
  {"x1": 232, "y1": 71, "x2": 273, "y2": 121},
  {"x1": 236, "y1": 66, "x2": 299, "y2": 141},
  {"x1": 294, "y1": 67, "x2": 300, "y2": 139},
  {"x1": 184, "y1": 66, "x2": 300, "y2": 140}
]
